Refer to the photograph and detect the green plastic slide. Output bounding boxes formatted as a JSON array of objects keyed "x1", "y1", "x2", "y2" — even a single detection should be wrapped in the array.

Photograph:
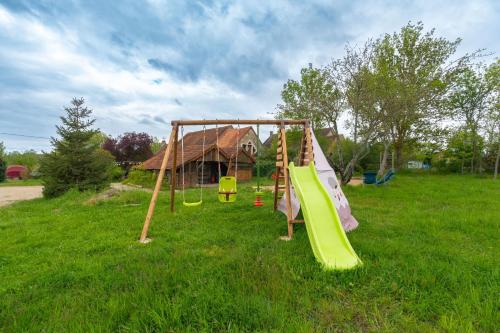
[{"x1": 288, "y1": 162, "x2": 362, "y2": 270}]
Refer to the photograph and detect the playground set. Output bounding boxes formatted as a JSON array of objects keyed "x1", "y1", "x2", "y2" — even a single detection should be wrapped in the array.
[{"x1": 139, "y1": 119, "x2": 362, "y2": 270}]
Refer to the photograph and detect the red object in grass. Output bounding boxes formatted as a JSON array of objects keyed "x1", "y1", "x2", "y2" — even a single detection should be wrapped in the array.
[{"x1": 254, "y1": 193, "x2": 264, "y2": 207}]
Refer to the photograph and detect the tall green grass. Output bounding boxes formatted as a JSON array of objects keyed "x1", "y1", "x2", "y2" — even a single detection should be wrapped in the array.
[{"x1": 0, "y1": 174, "x2": 498, "y2": 332}]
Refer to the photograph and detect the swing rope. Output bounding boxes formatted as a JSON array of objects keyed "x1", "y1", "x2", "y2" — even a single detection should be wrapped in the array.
[
  {"x1": 180, "y1": 125, "x2": 205, "y2": 206},
  {"x1": 216, "y1": 122, "x2": 238, "y2": 203},
  {"x1": 181, "y1": 125, "x2": 186, "y2": 202},
  {"x1": 235, "y1": 122, "x2": 240, "y2": 180},
  {"x1": 216, "y1": 123, "x2": 221, "y2": 181},
  {"x1": 199, "y1": 125, "x2": 206, "y2": 201}
]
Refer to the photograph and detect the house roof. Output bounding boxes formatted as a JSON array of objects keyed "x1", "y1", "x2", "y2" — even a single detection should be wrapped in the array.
[
  {"x1": 143, "y1": 126, "x2": 256, "y2": 170},
  {"x1": 263, "y1": 133, "x2": 277, "y2": 147},
  {"x1": 318, "y1": 128, "x2": 334, "y2": 136}
]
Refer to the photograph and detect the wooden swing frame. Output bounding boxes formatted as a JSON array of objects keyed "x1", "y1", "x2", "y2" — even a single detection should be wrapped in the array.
[{"x1": 139, "y1": 119, "x2": 314, "y2": 243}]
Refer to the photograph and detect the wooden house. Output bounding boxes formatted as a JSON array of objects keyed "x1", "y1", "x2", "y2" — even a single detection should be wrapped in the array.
[{"x1": 142, "y1": 126, "x2": 260, "y2": 187}]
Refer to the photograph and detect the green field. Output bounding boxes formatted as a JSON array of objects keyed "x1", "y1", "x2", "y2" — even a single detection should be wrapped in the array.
[{"x1": 0, "y1": 175, "x2": 498, "y2": 332}]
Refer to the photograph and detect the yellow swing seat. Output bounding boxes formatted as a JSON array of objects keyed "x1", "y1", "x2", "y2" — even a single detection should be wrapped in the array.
[
  {"x1": 183, "y1": 200, "x2": 202, "y2": 207},
  {"x1": 218, "y1": 176, "x2": 237, "y2": 203}
]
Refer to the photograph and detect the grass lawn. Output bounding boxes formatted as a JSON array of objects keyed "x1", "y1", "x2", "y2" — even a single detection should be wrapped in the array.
[
  {"x1": 0, "y1": 174, "x2": 498, "y2": 332},
  {"x1": 0, "y1": 178, "x2": 43, "y2": 187}
]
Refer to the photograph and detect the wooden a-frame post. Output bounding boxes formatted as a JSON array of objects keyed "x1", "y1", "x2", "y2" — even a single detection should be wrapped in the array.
[
  {"x1": 280, "y1": 127, "x2": 294, "y2": 240},
  {"x1": 139, "y1": 124, "x2": 178, "y2": 243}
]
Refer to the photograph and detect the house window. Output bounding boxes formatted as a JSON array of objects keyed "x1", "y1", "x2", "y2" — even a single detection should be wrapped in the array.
[{"x1": 246, "y1": 141, "x2": 253, "y2": 154}]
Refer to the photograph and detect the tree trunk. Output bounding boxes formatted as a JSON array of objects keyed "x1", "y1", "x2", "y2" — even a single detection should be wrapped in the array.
[
  {"x1": 394, "y1": 140, "x2": 404, "y2": 170},
  {"x1": 340, "y1": 164, "x2": 354, "y2": 186},
  {"x1": 478, "y1": 151, "x2": 483, "y2": 174},
  {"x1": 470, "y1": 147, "x2": 475, "y2": 174},
  {"x1": 378, "y1": 142, "x2": 390, "y2": 177},
  {"x1": 494, "y1": 147, "x2": 499, "y2": 180},
  {"x1": 340, "y1": 144, "x2": 371, "y2": 185},
  {"x1": 353, "y1": 111, "x2": 358, "y2": 145},
  {"x1": 333, "y1": 125, "x2": 344, "y2": 171},
  {"x1": 470, "y1": 129, "x2": 477, "y2": 174}
]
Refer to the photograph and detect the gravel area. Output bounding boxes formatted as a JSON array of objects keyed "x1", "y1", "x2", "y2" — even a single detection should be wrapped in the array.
[{"x1": 0, "y1": 186, "x2": 44, "y2": 207}]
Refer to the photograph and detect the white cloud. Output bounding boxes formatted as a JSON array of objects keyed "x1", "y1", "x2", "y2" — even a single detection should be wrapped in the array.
[{"x1": 0, "y1": 1, "x2": 498, "y2": 152}]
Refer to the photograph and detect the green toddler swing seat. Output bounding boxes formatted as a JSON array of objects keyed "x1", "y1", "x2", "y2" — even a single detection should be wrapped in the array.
[
  {"x1": 218, "y1": 176, "x2": 237, "y2": 203},
  {"x1": 215, "y1": 123, "x2": 240, "y2": 203}
]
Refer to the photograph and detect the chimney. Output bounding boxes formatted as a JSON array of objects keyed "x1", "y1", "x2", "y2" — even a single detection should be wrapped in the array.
[
  {"x1": 270, "y1": 130, "x2": 273, "y2": 137},
  {"x1": 308, "y1": 63, "x2": 312, "y2": 69}
]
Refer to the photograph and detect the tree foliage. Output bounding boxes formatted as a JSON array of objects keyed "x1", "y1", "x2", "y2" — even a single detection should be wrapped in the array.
[
  {"x1": 103, "y1": 132, "x2": 154, "y2": 164},
  {"x1": 0, "y1": 141, "x2": 5, "y2": 159},
  {"x1": 373, "y1": 21, "x2": 472, "y2": 168},
  {"x1": 447, "y1": 63, "x2": 496, "y2": 172},
  {"x1": 3, "y1": 150, "x2": 41, "y2": 172},
  {"x1": 0, "y1": 142, "x2": 5, "y2": 182},
  {"x1": 150, "y1": 137, "x2": 165, "y2": 154},
  {"x1": 275, "y1": 21, "x2": 492, "y2": 180},
  {"x1": 0, "y1": 160, "x2": 5, "y2": 183},
  {"x1": 40, "y1": 98, "x2": 114, "y2": 197},
  {"x1": 484, "y1": 60, "x2": 500, "y2": 178},
  {"x1": 0, "y1": 142, "x2": 5, "y2": 183},
  {"x1": 276, "y1": 67, "x2": 342, "y2": 130}
]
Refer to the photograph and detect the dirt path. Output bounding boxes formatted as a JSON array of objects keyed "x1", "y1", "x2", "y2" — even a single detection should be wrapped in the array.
[
  {"x1": 0, "y1": 186, "x2": 44, "y2": 207},
  {"x1": 0, "y1": 183, "x2": 152, "y2": 208}
]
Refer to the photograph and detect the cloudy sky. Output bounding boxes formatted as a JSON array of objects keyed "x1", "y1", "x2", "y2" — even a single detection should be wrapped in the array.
[{"x1": 0, "y1": 0, "x2": 498, "y2": 152}]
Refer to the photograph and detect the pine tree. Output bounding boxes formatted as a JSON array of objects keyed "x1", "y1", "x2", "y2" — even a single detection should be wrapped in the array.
[
  {"x1": 0, "y1": 160, "x2": 5, "y2": 183},
  {"x1": 40, "y1": 98, "x2": 114, "y2": 197},
  {"x1": 0, "y1": 141, "x2": 6, "y2": 182}
]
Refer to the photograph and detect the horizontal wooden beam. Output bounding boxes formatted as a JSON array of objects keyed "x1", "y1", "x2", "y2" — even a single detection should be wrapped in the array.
[{"x1": 171, "y1": 119, "x2": 309, "y2": 126}]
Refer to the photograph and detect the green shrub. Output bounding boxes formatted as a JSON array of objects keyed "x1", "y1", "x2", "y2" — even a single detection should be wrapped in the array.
[
  {"x1": 110, "y1": 165, "x2": 124, "y2": 181},
  {"x1": 253, "y1": 160, "x2": 276, "y2": 178},
  {"x1": 124, "y1": 168, "x2": 168, "y2": 189}
]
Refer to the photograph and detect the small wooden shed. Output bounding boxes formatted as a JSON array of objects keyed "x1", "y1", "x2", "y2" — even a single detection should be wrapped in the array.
[{"x1": 6, "y1": 165, "x2": 28, "y2": 179}]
